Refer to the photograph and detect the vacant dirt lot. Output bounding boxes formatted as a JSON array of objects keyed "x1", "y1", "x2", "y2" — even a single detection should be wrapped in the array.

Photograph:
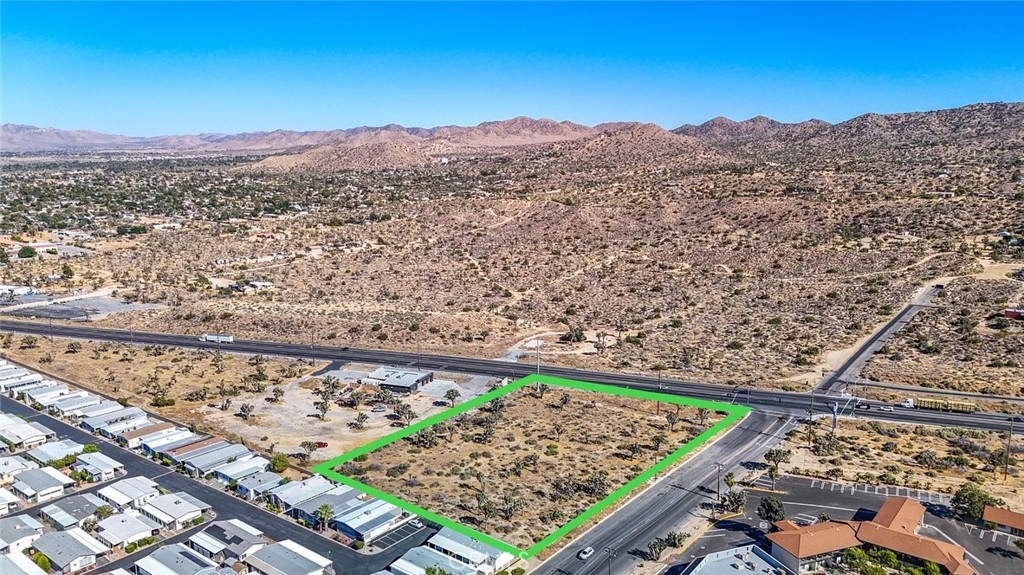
[
  {"x1": 781, "y1": 418, "x2": 1024, "y2": 510},
  {"x1": 863, "y1": 275, "x2": 1024, "y2": 398},
  {"x1": 339, "y1": 384, "x2": 724, "y2": 549}
]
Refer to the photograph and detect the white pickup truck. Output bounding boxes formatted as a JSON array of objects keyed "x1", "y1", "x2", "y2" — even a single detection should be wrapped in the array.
[{"x1": 199, "y1": 334, "x2": 234, "y2": 344}]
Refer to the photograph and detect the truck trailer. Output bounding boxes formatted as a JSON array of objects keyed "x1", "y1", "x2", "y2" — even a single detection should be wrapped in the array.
[
  {"x1": 199, "y1": 334, "x2": 234, "y2": 344},
  {"x1": 901, "y1": 397, "x2": 976, "y2": 413}
]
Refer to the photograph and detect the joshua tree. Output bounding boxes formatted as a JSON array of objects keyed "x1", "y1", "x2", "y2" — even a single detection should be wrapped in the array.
[
  {"x1": 444, "y1": 388, "x2": 461, "y2": 408},
  {"x1": 695, "y1": 408, "x2": 711, "y2": 427},
  {"x1": 271, "y1": 386, "x2": 285, "y2": 402},
  {"x1": 552, "y1": 422, "x2": 566, "y2": 441},
  {"x1": 238, "y1": 403, "x2": 255, "y2": 421},
  {"x1": 499, "y1": 493, "x2": 526, "y2": 521},
  {"x1": 351, "y1": 412, "x2": 369, "y2": 429},
  {"x1": 652, "y1": 433, "x2": 668, "y2": 451},
  {"x1": 647, "y1": 538, "x2": 668, "y2": 561},
  {"x1": 300, "y1": 441, "x2": 319, "y2": 463},
  {"x1": 666, "y1": 412, "x2": 679, "y2": 432}
]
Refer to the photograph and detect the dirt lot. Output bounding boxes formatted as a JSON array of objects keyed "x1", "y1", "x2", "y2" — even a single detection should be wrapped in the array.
[
  {"x1": 0, "y1": 335, "x2": 497, "y2": 460},
  {"x1": 338, "y1": 384, "x2": 724, "y2": 549},
  {"x1": 781, "y1": 417, "x2": 1024, "y2": 510},
  {"x1": 863, "y1": 273, "x2": 1024, "y2": 399}
]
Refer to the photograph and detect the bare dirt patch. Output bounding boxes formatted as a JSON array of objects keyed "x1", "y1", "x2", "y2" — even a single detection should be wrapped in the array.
[{"x1": 781, "y1": 418, "x2": 1024, "y2": 510}]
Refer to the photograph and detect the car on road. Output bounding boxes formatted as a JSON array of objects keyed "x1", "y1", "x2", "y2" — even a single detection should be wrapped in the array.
[
  {"x1": 879, "y1": 405, "x2": 894, "y2": 412},
  {"x1": 372, "y1": 404, "x2": 388, "y2": 412},
  {"x1": 315, "y1": 441, "x2": 329, "y2": 448},
  {"x1": 855, "y1": 403, "x2": 871, "y2": 410},
  {"x1": 408, "y1": 519, "x2": 423, "y2": 529},
  {"x1": 578, "y1": 547, "x2": 595, "y2": 560}
]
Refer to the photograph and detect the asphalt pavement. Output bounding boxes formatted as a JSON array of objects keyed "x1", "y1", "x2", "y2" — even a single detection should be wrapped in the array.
[{"x1": 0, "y1": 319, "x2": 1016, "y2": 432}]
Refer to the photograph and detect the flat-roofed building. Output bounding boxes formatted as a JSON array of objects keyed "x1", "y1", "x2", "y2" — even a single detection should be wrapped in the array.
[
  {"x1": 188, "y1": 519, "x2": 266, "y2": 562},
  {"x1": 288, "y1": 485, "x2": 359, "y2": 527},
  {"x1": 364, "y1": 367, "x2": 434, "y2": 393},
  {"x1": 183, "y1": 444, "x2": 253, "y2": 477},
  {"x1": 0, "y1": 550, "x2": 48, "y2": 575},
  {"x1": 330, "y1": 497, "x2": 405, "y2": 543},
  {"x1": 211, "y1": 456, "x2": 268, "y2": 485},
  {"x1": 31, "y1": 527, "x2": 107, "y2": 574},
  {"x1": 11, "y1": 467, "x2": 75, "y2": 503},
  {"x1": 267, "y1": 475, "x2": 335, "y2": 511},
  {"x1": 50, "y1": 394, "x2": 103, "y2": 418},
  {"x1": 100, "y1": 417, "x2": 155, "y2": 440},
  {"x1": 80, "y1": 407, "x2": 146, "y2": 433},
  {"x1": 389, "y1": 546, "x2": 476, "y2": 575},
  {"x1": 0, "y1": 420, "x2": 56, "y2": 449},
  {"x1": 141, "y1": 492, "x2": 209, "y2": 530},
  {"x1": 0, "y1": 486, "x2": 20, "y2": 515},
  {"x1": 119, "y1": 421, "x2": 174, "y2": 448},
  {"x1": 426, "y1": 527, "x2": 517, "y2": 575},
  {"x1": 39, "y1": 493, "x2": 107, "y2": 530},
  {"x1": 162, "y1": 437, "x2": 225, "y2": 465},
  {"x1": 25, "y1": 439, "x2": 85, "y2": 465},
  {"x1": 74, "y1": 400, "x2": 124, "y2": 421},
  {"x1": 245, "y1": 540, "x2": 332, "y2": 575},
  {"x1": 140, "y1": 429, "x2": 197, "y2": 456},
  {"x1": 97, "y1": 476, "x2": 160, "y2": 510},
  {"x1": 71, "y1": 452, "x2": 125, "y2": 482},
  {"x1": 681, "y1": 545, "x2": 794, "y2": 575},
  {"x1": 236, "y1": 472, "x2": 282, "y2": 501},
  {"x1": 95, "y1": 511, "x2": 160, "y2": 549},
  {"x1": 0, "y1": 455, "x2": 38, "y2": 484},
  {"x1": 0, "y1": 515, "x2": 44, "y2": 554},
  {"x1": 133, "y1": 542, "x2": 218, "y2": 575}
]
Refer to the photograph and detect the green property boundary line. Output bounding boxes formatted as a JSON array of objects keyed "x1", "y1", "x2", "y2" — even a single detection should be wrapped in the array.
[{"x1": 311, "y1": 374, "x2": 750, "y2": 559}]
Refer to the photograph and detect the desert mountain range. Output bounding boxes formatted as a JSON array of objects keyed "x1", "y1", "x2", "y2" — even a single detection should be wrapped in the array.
[{"x1": 3, "y1": 102, "x2": 1023, "y2": 171}]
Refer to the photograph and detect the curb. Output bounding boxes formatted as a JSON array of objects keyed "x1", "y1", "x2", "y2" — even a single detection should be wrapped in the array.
[{"x1": 742, "y1": 486, "x2": 785, "y2": 495}]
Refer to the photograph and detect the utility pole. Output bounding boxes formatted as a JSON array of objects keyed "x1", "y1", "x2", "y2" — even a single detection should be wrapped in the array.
[
  {"x1": 416, "y1": 341, "x2": 421, "y2": 370},
  {"x1": 807, "y1": 390, "x2": 815, "y2": 446},
  {"x1": 1005, "y1": 417, "x2": 1018, "y2": 481},
  {"x1": 657, "y1": 370, "x2": 662, "y2": 415},
  {"x1": 603, "y1": 547, "x2": 617, "y2": 575},
  {"x1": 535, "y1": 340, "x2": 541, "y2": 375},
  {"x1": 716, "y1": 462, "x2": 724, "y2": 502}
]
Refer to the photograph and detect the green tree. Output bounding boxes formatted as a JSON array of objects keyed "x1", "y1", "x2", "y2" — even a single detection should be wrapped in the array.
[
  {"x1": 444, "y1": 388, "x2": 461, "y2": 408},
  {"x1": 270, "y1": 454, "x2": 289, "y2": 473},
  {"x1": 18, "y1": 246, "x2": 37, "y2": 259},
  {"x1": 0, "y1": 249, "x2": 9, "y2": 265},
  {"x1": 61, "y1": 263, "x2": 74, "y2": 279},
  {"x1": 315, "y1": 503, "x2": 334, "y2": 531},
  {"x1": 95, "y1": 505, "x2": 114, "y2": 520},
  {"x1": 34, "y1": 553, "x2": 51, "y2": 571},
  {"x1": 271, "y1": 386, "x2": 284, "y2": 402},
  {"x1": 951, "y1": 481, "x2": 1004, "y2": 521},
  {"x1": 923, "y1": 561, "x2": 942, "y2": 575},
  {"x1": 756, "y1": 496, "x2": 786, "y2": 522},
  {"x1": 560, "y1": 325, "x2": 585, "y2": 343}
]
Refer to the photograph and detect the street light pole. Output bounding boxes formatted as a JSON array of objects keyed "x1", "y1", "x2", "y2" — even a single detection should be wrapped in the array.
[
  {"x1": 535, "y1": 340, "x2": 541, "y2": 375},
  {"x1": 604, "y1": 546, "x2": 617, "y2": 575},
  {"x1": 716, "y1": 462, "x2": 724, "y2": 502}
]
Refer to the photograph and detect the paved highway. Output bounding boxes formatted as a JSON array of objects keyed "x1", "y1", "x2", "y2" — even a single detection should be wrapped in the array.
[
  {"x1": 535, "y1": 412, "x2": 793, "y2": 575},
  {"x1": 0, "y1": 319, "x2": 1016, "y2": 432}
]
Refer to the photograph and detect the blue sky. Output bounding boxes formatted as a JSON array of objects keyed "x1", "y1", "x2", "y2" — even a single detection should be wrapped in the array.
[{"x1": 2, "y1": 2, "x2": 1023, "y2": 136}]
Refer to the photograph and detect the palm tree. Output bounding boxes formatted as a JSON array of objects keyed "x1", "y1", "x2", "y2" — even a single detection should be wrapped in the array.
[{"x1": 315, "y1": 503, "x2": 334, "y2": 531}]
